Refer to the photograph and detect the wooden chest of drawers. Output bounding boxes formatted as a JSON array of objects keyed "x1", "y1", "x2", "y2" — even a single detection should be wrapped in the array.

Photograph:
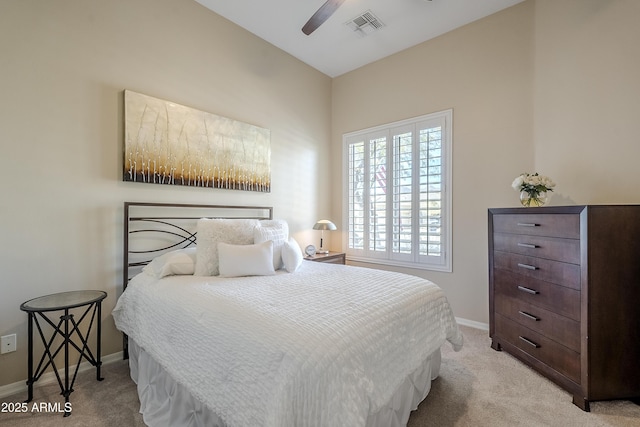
[{"x1": 488, "y1": 206, "x2": 640, "y2": 411}]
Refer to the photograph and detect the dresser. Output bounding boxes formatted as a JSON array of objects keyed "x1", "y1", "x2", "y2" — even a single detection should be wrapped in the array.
[{"x1": 488, "y1": 205, "x2": 640, "y2": 411}]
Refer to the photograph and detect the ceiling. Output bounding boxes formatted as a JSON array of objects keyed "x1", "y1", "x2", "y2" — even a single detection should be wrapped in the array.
[{"x1": 194, "y1": 0, "x2": 525, "y2": 78}]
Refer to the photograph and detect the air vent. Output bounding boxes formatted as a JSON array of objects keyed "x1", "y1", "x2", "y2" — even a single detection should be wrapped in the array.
[{"x1": 345, "y1": 10, "x2": 384, "y2": 36}]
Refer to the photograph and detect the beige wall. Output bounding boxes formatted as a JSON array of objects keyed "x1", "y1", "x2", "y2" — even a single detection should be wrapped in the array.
[
  {"x1": 533, "y1": 0, "x2": 640, "y2": 203},
  {"x1": 331, "y1": 0, "x2": 640, "y2": 326},
  {"x1": 331, "y1": 1, "x2": 535, "y2": 325},
  {"x1": 0, "y1": 0, "x2": 331, "y2": 388}
]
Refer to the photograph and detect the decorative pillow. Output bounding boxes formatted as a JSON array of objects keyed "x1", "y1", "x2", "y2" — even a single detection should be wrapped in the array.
[
  {"x1": 254, "y1": 219, "x2": 289, "y2": 270},
  {"x1": 194, "y1": 218, "x2": 260, "y2": 276},
  {"x1": 143, "y1": 248, "x2": 197, "y2": 278},
  {"x1": 218, "y1": 241, "x2": 275, "y2": 277},
  {"x1": 282, "y1": 237, "x2": 303, "y2": 273}
]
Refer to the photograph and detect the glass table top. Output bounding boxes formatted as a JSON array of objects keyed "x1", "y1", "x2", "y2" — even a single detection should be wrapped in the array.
[{"x1": 20, "y1": 290, "x2": 107, "y2": 312}]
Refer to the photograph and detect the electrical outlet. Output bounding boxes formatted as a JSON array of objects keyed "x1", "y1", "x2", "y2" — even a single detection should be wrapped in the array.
[{"x1": 1, "y1": 334, "x2": 17, "y2": 354}]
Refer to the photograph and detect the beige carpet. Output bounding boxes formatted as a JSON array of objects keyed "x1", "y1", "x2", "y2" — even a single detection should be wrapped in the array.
[{"x1": 1, "y1": 325, "x2": 639, "y2": 426}]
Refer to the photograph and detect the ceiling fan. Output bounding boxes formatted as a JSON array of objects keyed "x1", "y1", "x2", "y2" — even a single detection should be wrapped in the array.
[{"x1": 302, "y1": 0, "x2": 346, "y2": 35}]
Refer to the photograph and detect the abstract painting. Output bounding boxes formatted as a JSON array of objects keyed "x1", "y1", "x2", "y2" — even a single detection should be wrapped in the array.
[{"x1": 124, "y1": 90, "x2": 271, "y2": 192}]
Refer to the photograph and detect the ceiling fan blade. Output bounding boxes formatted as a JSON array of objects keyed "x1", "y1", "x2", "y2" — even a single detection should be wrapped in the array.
[{"x1": 302, "y1": 0, "x2": 346, "y2": 35}]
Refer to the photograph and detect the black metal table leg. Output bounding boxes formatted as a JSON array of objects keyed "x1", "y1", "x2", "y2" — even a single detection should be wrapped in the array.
[
  {"x1": 25, "y1": 312, "x2": 34, "y2": 403},
  {"x1": 97, "y1": 300, "x2": 103, "y2": 382},
  {"x1": 63, "y1": 310, "x2": 71, "y2": 417}
]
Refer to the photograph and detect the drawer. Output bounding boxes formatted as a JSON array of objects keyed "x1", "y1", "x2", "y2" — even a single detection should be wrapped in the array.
[
  {"x1": 493, "y1": 251, "x2": 581, "y2": 290},
  {"x1": 494, "y1": 269, "x2": 580, "y2": 320},
  {"x1": 305, "y1": 252, "x2": 346, "y2": 264},
  {"x1": 493, "y1": 233, "x2": 580, "y2": 264},
  {"x1": 495, "y1": 314, "x2": 580, "y2": 383},
  {"x1": 319, "y1": 257, "x2": 344, "y2": 264},
  {"x1": 494, "y1": 293, "x2": 580, "y2": 352},
  {"x1": 493, "y1": 214, "x2": 580, "y2": 239}
]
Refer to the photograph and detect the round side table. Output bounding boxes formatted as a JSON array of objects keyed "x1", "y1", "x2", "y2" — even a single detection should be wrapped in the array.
[{"x1": 20, "y1": 290, "x2": 107, "y2": 417}]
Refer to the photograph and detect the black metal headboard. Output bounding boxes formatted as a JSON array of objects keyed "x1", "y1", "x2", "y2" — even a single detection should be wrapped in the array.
[{"x1": 123, "y1": 202, "x2": 273, "y2": 290}]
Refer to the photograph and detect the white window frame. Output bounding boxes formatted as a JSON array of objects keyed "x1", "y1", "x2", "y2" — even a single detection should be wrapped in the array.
[{"x1": 342, "y1": 109, "x2": 452, "y2": 272}]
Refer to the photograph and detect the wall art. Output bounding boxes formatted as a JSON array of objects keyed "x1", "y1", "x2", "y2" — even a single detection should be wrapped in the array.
[{"x1": 124, "y1": 90, "x2": 271, "y2": 192}]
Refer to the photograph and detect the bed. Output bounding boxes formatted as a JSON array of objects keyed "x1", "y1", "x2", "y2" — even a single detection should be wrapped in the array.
[{"x1": 113, "y1": 202, "x2": 463, "y2": 427}]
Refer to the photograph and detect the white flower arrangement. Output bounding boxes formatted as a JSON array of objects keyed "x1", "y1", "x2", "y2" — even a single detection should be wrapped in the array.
[
  {"x1": 512, "y1": 173, "x2": 555, "y2": 206},
  {"x1": 512, "y1": 172, "x2": 555, "y2": 194}
]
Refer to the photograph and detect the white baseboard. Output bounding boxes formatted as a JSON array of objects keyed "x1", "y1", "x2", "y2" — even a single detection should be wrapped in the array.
[
  {"x1": 455, "y1": 317, "x2": 489, "y2": 331},
  {"x1": 0, "y1": 351, "x2": 123, "y2": 399}
]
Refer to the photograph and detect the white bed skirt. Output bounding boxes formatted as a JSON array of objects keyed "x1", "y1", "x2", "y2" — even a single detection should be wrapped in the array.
[{"x1": 128, "y1": 338, "x2": 441, "y2": 427}]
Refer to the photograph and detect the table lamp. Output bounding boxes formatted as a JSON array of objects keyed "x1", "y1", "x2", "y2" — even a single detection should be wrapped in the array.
[{"x1": 313, "y1": 220, "x2": 336, "y2": 254}]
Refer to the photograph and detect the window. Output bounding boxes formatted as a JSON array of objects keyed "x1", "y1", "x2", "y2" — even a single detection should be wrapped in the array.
[{"x1": 343, "y1": 110, "x2": 452, "y2": 272}]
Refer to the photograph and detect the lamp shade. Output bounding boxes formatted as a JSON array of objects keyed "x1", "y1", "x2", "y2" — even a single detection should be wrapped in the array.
[{"x1": 313, "y1": 220, "x2": 337, "y2": 231}]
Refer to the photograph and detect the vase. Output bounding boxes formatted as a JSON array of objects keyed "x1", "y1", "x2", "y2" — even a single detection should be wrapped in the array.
[{"x1": 520, "y1": 191, "x2": 548, "y2": 207}]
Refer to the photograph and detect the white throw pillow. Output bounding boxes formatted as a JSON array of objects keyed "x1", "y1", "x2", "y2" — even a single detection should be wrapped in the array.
[
  {"x1": 194, "y1": 218, "x2": 260, "y2": 276},
  {"x1": 254, "y1": 219, "x2": 289, "y2": 270},
  {"x1": 143, "y1": 248, "x2": 197, "y2": 278},
  {"x1": 281, "y1": 238, "x2": 303, "y2": 273},
  {"x1": 218, "y1": 241, "x2": 275, "y2": 277}
]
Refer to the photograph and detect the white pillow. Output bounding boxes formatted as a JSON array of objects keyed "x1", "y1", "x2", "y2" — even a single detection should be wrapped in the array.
[
  {"x1": 218, "y1": 241, "x2": 275, "y2": 277},
  {"x1": 194, "y1": 218, "x2": 260, "y2": 276},
  {"x1": 282, "y1": 238, "x2": 303, "y2": 273},
  {"x1": 143, "y1": 248, "x2": 197, "y2": 278},
  {"x1": 254, "y1": 220, "x2": 289, "y2": 270}
]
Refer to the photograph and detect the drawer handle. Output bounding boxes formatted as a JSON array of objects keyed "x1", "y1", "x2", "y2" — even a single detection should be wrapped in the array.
[
  {"x1": 518, "y1": 310, "x2": 540, "y2": 321},
  {"x1": 517, "y1": 263, "x2": 538, "y2": 270},
  {"x1": 517, "y1": 243, "x2": 538, "y2": 249},
  {"x1": 519, "y1": 336, "x2": 540, "y2": 348},
  {"x1": 517, "y1": 223, "x2": 539, "y2": 227},
  {"x1": 518, "y1": 285, "x2": 539, "y2": 295}
]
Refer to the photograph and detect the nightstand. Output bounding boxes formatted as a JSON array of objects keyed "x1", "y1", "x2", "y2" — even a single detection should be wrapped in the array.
[
  {"x1": 20, "y1": 290, "x2": 107, "y2": 416},
  {"x1": 304, "y1": 251, "x2": 345, "y2": 265}
]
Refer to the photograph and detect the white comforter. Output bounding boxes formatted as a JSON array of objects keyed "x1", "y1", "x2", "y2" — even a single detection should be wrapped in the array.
[{"x1": 112, "y1": 261, "x2": 463, "y2": 427}]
